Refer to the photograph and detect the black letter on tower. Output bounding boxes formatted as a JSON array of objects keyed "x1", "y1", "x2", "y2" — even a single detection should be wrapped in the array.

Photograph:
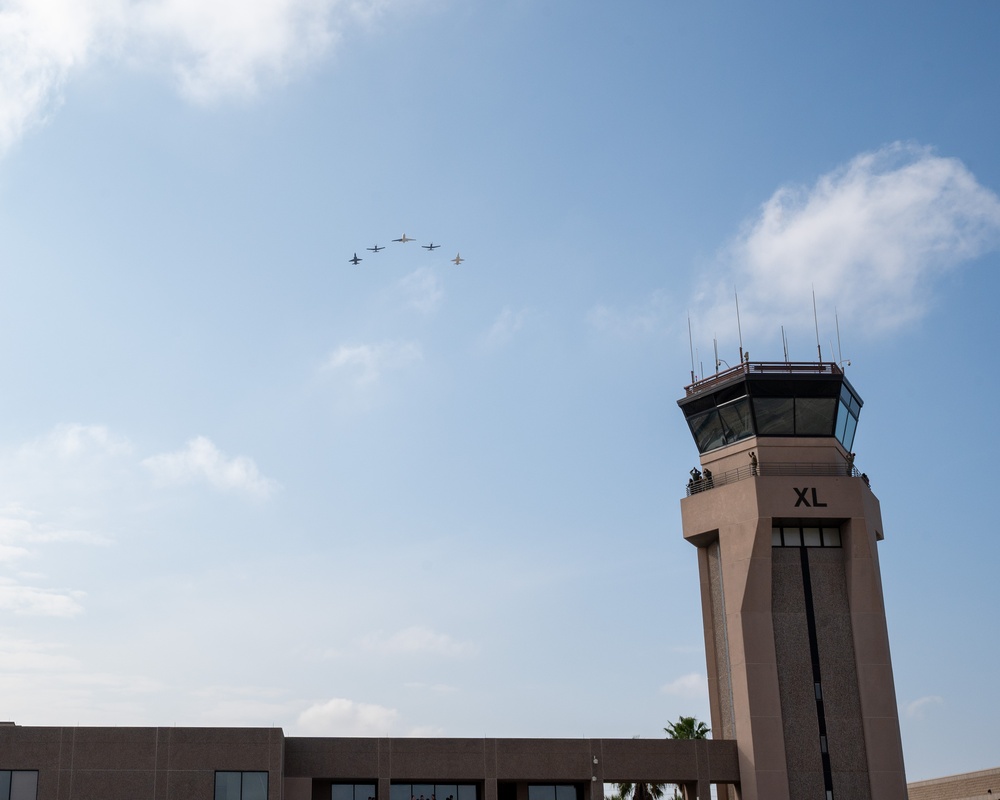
[
  {"x1": 811, "y1": 488, "x2": 828, "y2": 508},
  {"x1": 794, "y1": 487, "x2": 811, "y2": 507}
]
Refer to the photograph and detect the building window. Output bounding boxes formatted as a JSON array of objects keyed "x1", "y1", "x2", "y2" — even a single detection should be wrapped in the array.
[
  {"x1": 772, "y1": 526, "x2": 841, "y2": 548},
  {"x1": 391, "y1": 784, "x2": 477, "y2": 800},
  {"x1": 528, "y1": 786, "x2": 579, "y2": 800},
  {"x1": 215, "y1": 771, "x2": 268, "y2": 800},
  {"x1": 0, "y1": 772, "x2": 38, "y2": 800},
  {"x1": 334, "y1": 784, "x2": 376, "y2": 800}
]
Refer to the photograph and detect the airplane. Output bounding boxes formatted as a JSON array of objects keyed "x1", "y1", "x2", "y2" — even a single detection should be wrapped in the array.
[
  {"x1": 392, "y1": 234, "x2": 415, "y2": 243},
  {"x1": 422, "y1": 243, "x2": 440, "y2": 251},
  {"x1": 349, "y1": 253, "x2": 362, "y2": 265},
  {"x1": 367, "y1": 244, "x2": 384, "y2": 253},
  {"x1": 451, "y1": 253, "x2": 464, "y2": 265}
]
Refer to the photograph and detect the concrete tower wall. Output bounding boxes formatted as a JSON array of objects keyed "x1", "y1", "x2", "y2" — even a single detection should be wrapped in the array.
[{"x1": 680, "y1": 431, "x2": 908, "y2": 800}]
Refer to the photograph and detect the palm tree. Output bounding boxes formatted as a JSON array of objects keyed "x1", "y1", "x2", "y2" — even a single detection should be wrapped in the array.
[
  {"x1": 663, "y1": 716, "x2": 709, "y2": 740},
  {"x1": 607, "y1": 719, "x2": 709, "y2": 800},
  {"x1": 606, "y1": 782, "x2": 667, "y2": 800}
]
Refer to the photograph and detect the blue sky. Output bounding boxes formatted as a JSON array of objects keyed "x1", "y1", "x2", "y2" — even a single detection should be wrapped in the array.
[{"x1": 2, "y1": 0, "x2": 1000, "y2": 784}]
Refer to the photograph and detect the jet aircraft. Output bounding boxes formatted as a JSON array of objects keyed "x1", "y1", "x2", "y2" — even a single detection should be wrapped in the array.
[
  {"x1": 393, "y1": 234, "x2": 415, "y2": 243},
  {"x1": 349, "y1": 253, "x2": 362, "y2": 265},
  {"x1": 367, "y1": 245, "x2": 384, "y2": 253},
  {"x1": 422, "y1": 243, "x2": 440, "y2": 251},
  {"x1": 451, "y1": 253, "x2": 464, "y2": 265}
]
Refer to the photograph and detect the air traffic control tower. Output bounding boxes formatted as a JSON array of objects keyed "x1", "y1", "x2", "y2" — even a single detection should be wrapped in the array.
[{"x1": 678, "y1": 361, "x2": 908, "y2": 800}]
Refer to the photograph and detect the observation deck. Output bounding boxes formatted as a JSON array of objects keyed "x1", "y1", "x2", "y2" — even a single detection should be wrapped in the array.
[{"x1": 677, "y1": 361, "x2": 862, "y2": 455}]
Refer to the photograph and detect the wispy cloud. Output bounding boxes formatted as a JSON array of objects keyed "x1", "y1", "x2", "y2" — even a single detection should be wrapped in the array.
[
  {"x1": 360, "y1": 625, "x2": 477, "y2": 658},
  {"x1": 659, "y1": 672, "x2": 707, "y2": 698},
  {"x1": 0, "y1": 0, "x2": 417, "y2": 156},
  {"x1": 906, "y1": 695, "x2": 944, "y2": 719},
  {"x1": 395, "y1": 267, "x2": 444, "y2": 314},
  {"x1": 15, "y1": 423, "x2": 132, "y2": 461},
  {"x1": 142, "y1": 435, "x2": 279, "y2": 498},
  {"x1": 322, "y1": 340, "x2": 422, "y2": 386},
  {"x1": 0, "y1": 579, "x2": 85, "y2": 617},
  {"x1": 296, "y1": 696, "x2": 400, "y2": 735},
  {"x1": 479, "y1": 306, "x2": 528, "y2": 351},
  {"x1": 696, "y1": 142, "x2": 1000, "y2": 341}
]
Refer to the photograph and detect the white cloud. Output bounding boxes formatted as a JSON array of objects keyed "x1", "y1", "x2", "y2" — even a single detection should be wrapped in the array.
[
  {"x1": 0, "y1": 0, "x2": 122, "y2": 155},
  {"x1": 480, "y1": 306, "x2": 528, "y2": 351},
  {"x1": 0, "y1": 579, "x2": 84, "y2": 617},
  {"x1": 142, "y1": 435, "x2": 279, "y2": 498},
  {"x1": 296, "y1": 696, "x2": 400, "y2": 735},
  {"x1": 0, "y1": 0, "x2": 415, "y2": 156},
  {"x1": 361, "y1": 625, "x2": 477, "y2": 657},
  {"x1": 697, "y1": 142, "x2": 1000, "y2": 342},
  {"x1": 395, "y1": 267, "x2": 444, "y2": 314},
  {"x1": 323, "y1": 340, "x2": 422, "y2": 385},
  {"x1": 659, "y1": 672, "x2": 707, "y2": 699},
  {"x1": 906, "y1": 695, "x2": 944, "y2": 719}
]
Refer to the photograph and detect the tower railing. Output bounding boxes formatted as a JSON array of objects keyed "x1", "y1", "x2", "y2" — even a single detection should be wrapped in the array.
[
  {"x1": 683, "y1": 361, "x2": 843, "y2": 396},
  {"x1": 685, "y1": 461, "x2": 863, "y2": 496}
]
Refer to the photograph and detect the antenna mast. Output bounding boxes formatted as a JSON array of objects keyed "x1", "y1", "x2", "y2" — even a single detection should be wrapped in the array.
[
  {"x1": 836, "y1": 308, "x2": 844, "y2": 367},
  {"x1": 781, "y1": 326, "x2": 789, "y2": 362},
  {"x1": 812, "y1": 287, "x2": 822, "y2": 363},
  {"x1": 688, "y1": 315, "x2": 695, "y2": 384},
  {"x1": 735, "y1": 288, "x2": 744, "y2": 364}
]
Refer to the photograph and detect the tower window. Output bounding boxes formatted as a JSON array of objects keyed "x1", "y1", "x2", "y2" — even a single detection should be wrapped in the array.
[{"x1": 771, "y1": 526, "x2": 842, "y2": 548}]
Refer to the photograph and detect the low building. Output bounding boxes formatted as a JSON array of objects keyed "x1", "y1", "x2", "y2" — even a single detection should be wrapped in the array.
[
  {"x1": 908, "y1": 767, "x2": 1000, "y2": 800},
  {"x1": 0, "y1": 725, "x2": 741, "y2": 800}
]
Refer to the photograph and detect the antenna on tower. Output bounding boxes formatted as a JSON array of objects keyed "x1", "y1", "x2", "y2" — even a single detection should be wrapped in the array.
[
  {"x1": 714, "y1": 336, "x2": 720, "y2": 375},
  {"x1": 688, "y1": 315, "x2": 696, "y2": 384},
  {"x1": 812, "y1": 286, "x2": 822, "y2": 363},
  {"x1": 835, "y1": 308, "x2": 851, "y2": 368},
  {"x1": 781, "y1": 325, "x2": 789, "y2": 362},
  {"x1": 735, "y1": 287, "x2": 744, "y2": 364}
]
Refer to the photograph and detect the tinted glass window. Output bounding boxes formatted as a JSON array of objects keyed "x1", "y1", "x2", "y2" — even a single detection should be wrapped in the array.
[
  {"x1": 0, "y1": 772, "x2": 9, "y2": 800},
  {"x1": 796, "y1": 397, "x2": 837, "y2": 435},
  {"x1": 718, "y1": 398, "x2": 754, "y2": 443},
  {"x1": 754, "y1": 397, "x2": 794, "y2": 434},
  {"x1": 528, "y1": 788, "x2": 556, "y2": 800},
  {"x1": 7, "y1": 772, "x2": 36, "y2": 800},
  {"x1": 689, "y1": 409, "x2": 726, "y2": 452},
  {"x1": 842, "y1": 412, "x2": 858, "y2": 451},
  {"x1": 835, "y1": 400, "x2": 850, "y2": 441},
  {"x1": 216, "y1": 773, "x2": 242, "y2": 800},
  {"x1": 391, "y1": 786, "x2": 410, "y2": 800},
  {"x1": 242, "y1": 773, "x2": 268, "y2": 800},
  {"x1": 555, "y1": 788, "x2": 577, "y2": 800},
  {"x1": 357, "y1": 786, "x2": 376, "y2": 800},
  {"x1": 458, "y1": 786, "x2": 477, "y2": 800}
]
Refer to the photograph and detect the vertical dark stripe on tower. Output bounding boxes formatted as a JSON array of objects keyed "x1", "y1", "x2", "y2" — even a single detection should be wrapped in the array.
[{"x1": 799, "y1": 546, "x2": 835, "y2": 798}]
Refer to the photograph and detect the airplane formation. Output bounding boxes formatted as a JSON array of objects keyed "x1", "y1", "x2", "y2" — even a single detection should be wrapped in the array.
[{"x1": 347, "y1": 234, "x2": 465, "y2": 266}]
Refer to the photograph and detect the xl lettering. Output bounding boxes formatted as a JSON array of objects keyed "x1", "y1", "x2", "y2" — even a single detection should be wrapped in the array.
[{"x1": 794, "y1": 487, "x2": 827, "y2": 508}]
